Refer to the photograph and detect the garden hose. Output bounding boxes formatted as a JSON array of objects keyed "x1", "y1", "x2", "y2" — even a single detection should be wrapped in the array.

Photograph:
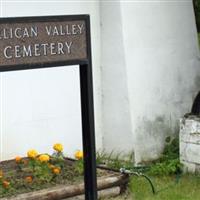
[
  {"x1": 96, "y1": 165, "x2": 156, "y2": 195},
  {"x1": 119, "y1": 168, "x2": 156, "y2": 194},
  {"x1": 119, "y1": 168, "x2": 182, "y2": 195},
  {"x1": 69, "y1": 157, "x2": 181, "y2": 195}
]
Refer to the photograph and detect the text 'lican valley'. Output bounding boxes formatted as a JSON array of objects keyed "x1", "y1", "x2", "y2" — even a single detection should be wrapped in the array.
[
  {"x1": 0, "y1": 23, "x2": 84, "y2": 39},
  {"x1": 0, "y1": 23, "x2": 85, "y2": 59}
]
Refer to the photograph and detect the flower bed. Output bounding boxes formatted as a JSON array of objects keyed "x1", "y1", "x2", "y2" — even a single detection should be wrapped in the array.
[{"x1": 0, "y1": 144, "x2": 129, "y2": 199}]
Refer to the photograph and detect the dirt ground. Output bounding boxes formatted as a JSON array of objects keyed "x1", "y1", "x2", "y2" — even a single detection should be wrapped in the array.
[
  {"x1": 104, "y1": 194, "x2": 133, "y2": 200},
  {"x1": 102, "y1": 190, "x2": 133, "y2": 200}
]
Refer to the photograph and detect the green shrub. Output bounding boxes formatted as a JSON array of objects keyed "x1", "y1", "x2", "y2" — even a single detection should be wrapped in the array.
[
  {"x1": 149, "y1": 159, "x2": 182, "y2": 176},
  {"x1": 148, "y1": 136, "x2": 183, "y2": 176},
  {"x1": 161, "y1": 136, "x2": 179, "y2": 161}
]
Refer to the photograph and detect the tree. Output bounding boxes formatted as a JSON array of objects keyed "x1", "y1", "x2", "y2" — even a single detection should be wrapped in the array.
[{"x1": 193, "y1": 0, "x2": 200, "y2": 32}]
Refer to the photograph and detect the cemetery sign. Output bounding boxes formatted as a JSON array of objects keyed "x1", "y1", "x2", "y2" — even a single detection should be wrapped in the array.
[
  {"x1": 0, "y1": 15, "x2": 97, "y2": 200},
  {"x1": 0, "y1": 15, "x2": 88, "y2": 70}
]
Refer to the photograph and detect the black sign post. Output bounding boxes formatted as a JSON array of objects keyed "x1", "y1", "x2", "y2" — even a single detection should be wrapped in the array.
[{"x1": 0, "y1": 15, "x2": 97, "y2": 199}]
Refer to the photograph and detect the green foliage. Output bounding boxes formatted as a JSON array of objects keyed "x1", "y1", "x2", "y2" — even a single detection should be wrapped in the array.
[
  {"x1": 0, "y1": 156, "x2": 83, "y2": 198},
  {"x1": 74, "y1": 159, "x2": 84, "y2": 175},
  {"x1": 51, "y1": 156, "x2": 65, "y2": 169},
  {"x1": 96, "y1": 137, "x2": 181, "y2": 176},
  {"x1": 148, "y1": 136, "x2": 182, "y2": 176},
  {"x1": 161, "y1": 136, "x2": 179, "y2": 161},
  {"x1": 32, "y1": 162, "x2": 53, "y2": 183},
  {"x1": 194, "y1": 0, "x2": 200, "y2": 32},
  {"x1": 194, "y1": 0, "x2": 200, "y2": 14},
  {"x1": 198, "y1": 33, "x2": 200, "y2": 46},
  {"x1": 96, "y1": 150, "x2": 134, "y2": 170},
  {"x1": 149, "y1": 159, "x2": 182, "y2": 176}
]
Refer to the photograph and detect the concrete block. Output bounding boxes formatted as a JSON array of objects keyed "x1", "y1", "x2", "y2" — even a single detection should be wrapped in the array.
[
  {"x1": 180, "y1": 116, "x2": 200, "y2": 173},
  {"x1": 181, "y1": 161, "x2": 200, "y2": 173},
  {"x1": 180, "y1": 142, "x2": 200, "y2": 164},
  {"x1": 180, "y1": 117, "x2": 200, "y2": 144}
]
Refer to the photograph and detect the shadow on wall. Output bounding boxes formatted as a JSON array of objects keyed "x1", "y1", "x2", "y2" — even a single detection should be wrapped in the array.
[{"x1": 135, "y1": 115, "x2": 179, "y2": 164}]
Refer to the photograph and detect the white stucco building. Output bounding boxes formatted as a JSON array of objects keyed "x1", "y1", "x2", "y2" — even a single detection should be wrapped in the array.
[{"x1": 0, "y1": 0, "x2": 199, "y2": 164}]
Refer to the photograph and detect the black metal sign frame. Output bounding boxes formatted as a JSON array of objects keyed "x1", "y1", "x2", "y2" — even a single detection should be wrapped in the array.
[{"x1": 0, "y1": 15, "x2": 97, "y2": 199}]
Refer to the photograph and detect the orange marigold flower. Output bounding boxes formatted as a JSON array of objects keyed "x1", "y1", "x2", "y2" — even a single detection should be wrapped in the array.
[
  {"x1": 75, "y1": 150, "x2": 84, "y2": 160},
  {"x1": 27, "y1": 149, "x2": 38, "y2": 159},
  {"x1": 38, "y1": 154, "x2": 50, "y2": 163},
  {"x1": 25, "y1": 176, "x2": 33, "y2": 183},
  {"x1": 15, "y1": 156, "x2": 22, "y2": 163},
  {"x1": 48, "y1": 164, "x2": 55, "y2": 169},
  {"x1": 0, "y1": 170, "x2": 3, "y2": 179},
  {"x1": 3, "y1": 180, "x2": 10, "y2": 188},
  {"x1": 53, "y1": 143, "x2": 63, "y2": 152},
  {"x1": 52, "y1": 167, "x2": 61, "y2": 175}
]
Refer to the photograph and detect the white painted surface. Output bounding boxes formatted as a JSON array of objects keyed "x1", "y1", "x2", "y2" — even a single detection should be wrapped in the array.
[
  {"x1": 2, "y1": 67, "x2": 83, "y2": 159},
  {"x1": 0, "y1": 1, "x2": 200, "y2": 163},
  {"x1": 100, "y1": 1, "x2": 134, "y2": 154},
  {"x1": 0, "y1": 1, "x2": 102, "y2": 160},
  {"x1": 100, "y1": 0, "x2": 200, "y2": 163}
]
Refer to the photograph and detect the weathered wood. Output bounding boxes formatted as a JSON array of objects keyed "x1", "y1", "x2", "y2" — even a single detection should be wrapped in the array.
[{"x1": 1, "y1": 174, "x2": 129, "y2": 200}]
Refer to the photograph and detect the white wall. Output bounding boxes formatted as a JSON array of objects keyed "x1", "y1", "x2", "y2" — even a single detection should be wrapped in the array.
[
  {"x1": 100, "y1": 1, "x2": 134, "y2": 154},
  {"x1": 1, "y1": 0, "x2": 200, "y2": 163},
  {"x1": 101, "y1": 0, "x2": 200, "y2": 163},
  {"x1": 1, "y1": 67, "x2": 83, "y2": 159},
  {"x1": 0, "y1": 1, "x2": 102, "y2": 160}
]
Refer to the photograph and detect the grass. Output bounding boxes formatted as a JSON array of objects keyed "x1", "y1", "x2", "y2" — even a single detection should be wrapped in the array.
[
  {"x1": 99, "y1": 141, "x2": 200, "y2": 200},
  {"x1": 108, "y1": 174, "x2": 200, "y2": 200},
  {"x1": 103, "y1": 172, "x2": 200, "y2": 199}
]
